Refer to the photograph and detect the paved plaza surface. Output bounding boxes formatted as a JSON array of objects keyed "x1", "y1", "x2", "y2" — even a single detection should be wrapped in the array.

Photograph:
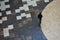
[{"x1": 0, "y1": 0, "x2": 52, "y2": 40}]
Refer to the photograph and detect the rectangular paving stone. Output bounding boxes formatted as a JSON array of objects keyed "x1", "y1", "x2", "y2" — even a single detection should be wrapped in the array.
[
  {"x1": 8, "y1": 24, "x2": 14, "y2": 30},
  {"x1": 3, "y1": 28, "x2": 9, "y2": 37}
]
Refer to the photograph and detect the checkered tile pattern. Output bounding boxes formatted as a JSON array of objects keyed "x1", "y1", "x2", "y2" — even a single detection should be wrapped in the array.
[
  {"x1": 0, "y1": 0, "x2": 40, "y2": 38},
  {"x1": 0, "y1": 0, "x2": 52, "y2": 40},
  {"x1": 0, "y1": 0, "x2": 10, "y2": 11},
  {"x1": 22, "y1": 0, "x2": 39, "y2": 7},
  {"x1": 16, "y1": 13, "x2": 31, "y2": 20},
  {"x1": 3, "y1": 24, "x2": 14, "y2": 37},
  {"x1": 0, "y1": 0, "x2": 53, "y2": 40}
]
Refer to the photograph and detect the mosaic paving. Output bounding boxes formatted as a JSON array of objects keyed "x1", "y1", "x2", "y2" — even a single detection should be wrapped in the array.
[{"x1": 0, "y1": 0, "x2": 52, "y2": 40}]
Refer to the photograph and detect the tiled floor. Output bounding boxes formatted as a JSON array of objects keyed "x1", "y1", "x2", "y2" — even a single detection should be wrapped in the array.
[{"x1": 0, "y1": 0, "x2": 52, "y2": 40}]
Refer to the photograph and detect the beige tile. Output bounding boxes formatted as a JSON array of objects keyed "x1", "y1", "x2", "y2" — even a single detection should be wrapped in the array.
[
  {"x1": 3, "y1": 28, "x2": 9, "y2": 37},
  {"x1": 2, "y1": 17, "x2": 7, "y2": 21}
]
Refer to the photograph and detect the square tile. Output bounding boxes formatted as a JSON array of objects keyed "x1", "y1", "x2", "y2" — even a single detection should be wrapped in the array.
[
  {"x1": 4, "y1": 0, "x2": 9, "y2": 2},
  {"x1": 26, "y1": 13, "x2": 31, "y2": 18},
  {"x1": 0, "y1": 2, "x2": 6, "y2": 11},
  {"x1": 8, "y1": 25, "x2": 14, "y2": 30},
  {"x1": 0, "y1": 12, "x2": 2, "y2": 16},
  {"x1": 32, "y1": 1, "x2": 37, "y2": 7},
  {"x1": 23, "y1": 4, "x2": 29, "y2": 11},
  {"x1": 0, "y1": 19, "x2": 3, "y2": 24},
  {"x1": 15, "y1": 9, "x2": 20, "y2": 13},
  {"x1": 19, "y1": 7, "x2": 24, "y2": 10},
  {"x1": 6, "y1": 11, "x2": 11, "y2": 15},
  {"x1": 16, "y1": 16, "x2": 22, "y2": 20},
  {"x1": 44, "y1": 0, "x2": 49, "y2": 3},
  {"x1": 27, "y1": 1, "x2": 37, "y2": 7},
  {"x1": 21, "y1": 13, "x2": 26, "y2": 17},
  {"x1": 6, "y1": 5, "x2": 10, "y2": 8},
  {"x1": 22, "y1": 0, "x2": 28, "y2": 2},
  {"x1": 3, "y1": 28, "x2": 9, "y2": 37},
  {"x1": 2, "y1": 16, "x2": 7, "y2": 21},
  {"x1": 27, "y1": 1, "x2": 32, "y2": 6},
  {"x1": 33, "y1": 0, "x2": 39, "y2": 1}
]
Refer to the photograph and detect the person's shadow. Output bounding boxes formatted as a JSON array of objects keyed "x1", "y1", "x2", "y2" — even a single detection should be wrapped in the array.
[
  {"x1": 38, "y1": 13, "x2": 42, "y2": 24},
  {"x1": 38, "y1": 13, "x2": 47, "y2": 40}
]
